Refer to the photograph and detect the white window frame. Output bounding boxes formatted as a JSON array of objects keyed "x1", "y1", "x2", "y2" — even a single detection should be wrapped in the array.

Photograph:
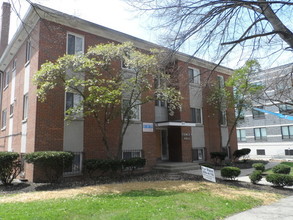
[
  {"x1": 254, "y1": 127, "x2": 267, "y2": 141},
  {"x1": 25, "y1": 40, "x2": 31, "y2": 64},
  {"x1": 191, "y1": 108, "x2": 202, "y2": 124},
  {"x1": 188, "y1": 67, "x2": 200, "y2": 84},
  {"x1": 281, "y1": 126, "x2": 293, "y2": 139},
  {"x1": 220, "y1": 110, "x2": 227, "y2": 126},
  {"x1": 217, "y1": 75, "x2": 225, "y2": 88},
  {"x1": 63, "y1": 152, "x2": 83, "y2": 176},
  {"x1": 66, "y1": 32, "x2": 84, "y2": 55},
  {"x1": 23, "y1": 93, "x2": 29, "y2": 121},
  {"x1": 65, "y1": 92, "x2": 83, "y2": 116},
  {"x1": 3, "y1": 70, "x2": 9, "y2": 89},
  {"x1": 9, "y1": 103, "x2": 14, "y2": 117},
  {"x1": 237, "y1": 129, "x2": 246, "y2": 142},
  {"x1": 252, "y1": 106, "x2": 265, "y2": 119},
  {"x1": 122, "y1": 150, "x2": 142, "y2": 159},
  {"x1": 122, "y1": 99, "x2": 141, "y2": 121},
  {"x1": 154, "y1": 77, "x2": 167, "y2": 107},
  {"x1": 1, "y1": 109, "x2": 7, "y2": 129}
]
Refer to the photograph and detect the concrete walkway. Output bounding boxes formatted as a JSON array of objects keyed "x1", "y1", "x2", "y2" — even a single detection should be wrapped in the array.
[
  {"x1": 225, "y1": 196, "x2": 293, "y2": 220},
  {"x1": 184, "y1": 161, "x2": 293, "y2": 220}
]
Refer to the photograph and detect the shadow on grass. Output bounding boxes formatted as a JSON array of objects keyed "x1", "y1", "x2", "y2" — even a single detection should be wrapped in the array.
[
  {"x1": 119, "y1": 189, "x2": 180, "y2": 197},
  {"x1": 0, "y1": 182, "x2": 31, "y2": 193}
]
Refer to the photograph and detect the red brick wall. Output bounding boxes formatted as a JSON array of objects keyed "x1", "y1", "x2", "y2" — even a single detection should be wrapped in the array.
[{"x1": 0, "y1": 17, "x2": 237, "y2": 181}]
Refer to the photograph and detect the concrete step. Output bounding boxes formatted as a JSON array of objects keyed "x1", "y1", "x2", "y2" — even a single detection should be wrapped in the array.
[{"x1": 154, "y1": 162, "x2": 201, "y2": 172}]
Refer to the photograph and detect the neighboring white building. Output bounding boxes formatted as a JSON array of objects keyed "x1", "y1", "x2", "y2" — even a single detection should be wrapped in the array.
[{"x1": 237, "y1": 63, "x2": 293, "y2": 159}]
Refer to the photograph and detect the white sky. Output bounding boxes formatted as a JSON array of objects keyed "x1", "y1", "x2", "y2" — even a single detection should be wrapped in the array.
[
  {"x1": 6, "y1": 0, "x2": 155, "y2": 42},
  {"x1": 2, "y1": 0, "x2": 293, "y2": 69}
]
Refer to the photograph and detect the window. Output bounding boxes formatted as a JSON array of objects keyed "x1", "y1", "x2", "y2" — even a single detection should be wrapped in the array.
[
  {"x1": 281, "y1": 126, "x2": 293, "y2": 139},
  {"x1": 25, "y1": 40, "x2": 31, "y2": 63},
  {"x1": 254, "y1": 128, "x2": 267, "y2": 141},
  {"x1": 23, "y1": 93, "x2": 29, "y2": 120},
  {"x1": 67, "y1": 33, "x2": 84, "y2": 55},
  {"x1": 285, "y1": 149, "x2": 293, "y2": 156},
  {"x1": 123, "y1": 99, "x2": 140, "y2": 120},
  {"x1": 12, "y1": 59, "x2": 16, "y2": 70},
  {"x1": 154, "y1": 77, "x2": 166, "y2": 107},
  {"x1": 192, "y1": 148, "x2": 205, "y2": 161},
  {"x1": 63, "y1": 152, "x2": 83, "y2": 175},
  {"x1": 65, "y1": 92, "x2": 82, "y2": 115},
  {"x1": 191, "y1": 108, "x2": 202, "y2": 124},
  {"x1": 257, "y1": 149, "x2": 265, "y2": 155},
  {"x1": 122, "y1": 150, "x2": 142, "y2": 159},
  {"x1": 188, "y1": 68, "x2": 200, "y2": 84},
  {"x1": 252, "y1": 106, "x2": 265, "y2": 119},
  {"x1": 3, "y1": 71, "x2": 9, "y2": 89},
  {"x1": 9, "y1": 103, "x2": 14, "y2": 117},
  {"x1": 220, "y1": 110, "x2": 227, "y2": 125},
  {"x1": 237, "y1": 129, "x2": 246, "y2": 142},
  {"x1": 1, "y1": 109, "x2": 6, "y2": 129},
  {"x1": 279, "y1": 104, "x2": 293, "y2": 115},
  {"x1": 217, "y1": 75, "x2": 225, "y2": 88}
]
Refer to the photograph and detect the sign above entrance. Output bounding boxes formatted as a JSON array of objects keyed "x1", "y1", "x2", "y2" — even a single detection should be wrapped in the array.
[
  {"x1": 155, "y1": 121, "x2": 196, "y2": 127},
  {"x1": 143, "y1": 123, "x2": 154, "y2": 132}
]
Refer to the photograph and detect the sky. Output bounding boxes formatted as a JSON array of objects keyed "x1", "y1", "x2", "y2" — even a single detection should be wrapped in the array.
[{"x1": 2, "y1": 0, "x2": 293, "y2": 69}]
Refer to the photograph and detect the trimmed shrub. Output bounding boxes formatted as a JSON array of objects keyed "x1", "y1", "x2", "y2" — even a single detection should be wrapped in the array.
[
  {"x1": 84, "y1": 157, "x2": 147, "y2": 179},
  {"x1": 0, "y1": 152, "x2": 21, "y2": 185},
  {"x1": 122, "y1": 157, "x2": 146, "y2": 171},
  {"x1": 272, "y1": 164, "x2": 291, "y2": 174},
  {"x1": 252, "y1": 163, "x2": 265, "y2": 172},
  {"x1": 233, "y1": 148, "x2": 251, "y2": 161},
  {"x1": 24, "y1": 151, "x2": 74, "y2": 183},
  {"x1": 210, "y1": 152, "x2": 227, "y2": 165},
  {"x1": 249, "y1": 170, "x2": 262, "y2": 184},
  {"x1": 266, "y1": 174, "x2": 293, "y2": 187},
  {"x1": 221, "y1": 166, "x2": 241, "y2": 180}
]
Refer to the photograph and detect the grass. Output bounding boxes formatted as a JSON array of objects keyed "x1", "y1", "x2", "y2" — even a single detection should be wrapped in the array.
[
  {"x1": 0, "y1": 190, "x2": 262, "y2": 220},
  {"x1": 264, "y1": 162, "x2": 293, "y2": 175},
  {"x1": 0, "y1": 181, "x2": 282, "y2": 220}
]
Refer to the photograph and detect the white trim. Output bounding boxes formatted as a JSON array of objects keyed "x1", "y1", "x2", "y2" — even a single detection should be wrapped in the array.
[{"x1": 238, "y1": 123, "x2": 293, "y2": 129}]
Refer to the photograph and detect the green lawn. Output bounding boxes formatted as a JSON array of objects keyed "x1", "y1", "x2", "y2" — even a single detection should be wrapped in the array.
[
  {"x1": 264, "y1": 162, "x2": 293, "y2": 175},
  {"x1": 0, "y1": 189, "x2": 262, "y2": 220}
]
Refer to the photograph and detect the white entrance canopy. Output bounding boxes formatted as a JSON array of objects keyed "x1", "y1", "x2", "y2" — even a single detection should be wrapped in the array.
[{"x1": 155, "y1": 121, "x2": 197, "y2": 127}]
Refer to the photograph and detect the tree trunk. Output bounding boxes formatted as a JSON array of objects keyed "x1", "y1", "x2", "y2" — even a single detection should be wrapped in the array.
[{"x1": 258, "y1": 0, "x2": 293, "y2": 49}]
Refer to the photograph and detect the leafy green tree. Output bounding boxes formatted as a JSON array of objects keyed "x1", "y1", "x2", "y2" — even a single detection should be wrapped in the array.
[
  {"x1": 208, "y1": 60, "x2": 263, "y2": 150},
  {"x1": 34, "y1": 42, "x2": 181, "y2": 159}
]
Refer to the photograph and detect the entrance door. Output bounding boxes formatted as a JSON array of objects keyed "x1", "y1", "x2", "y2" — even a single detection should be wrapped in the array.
[{"x1": 161, "y1": 129, "x2": 169, "y2": 160}]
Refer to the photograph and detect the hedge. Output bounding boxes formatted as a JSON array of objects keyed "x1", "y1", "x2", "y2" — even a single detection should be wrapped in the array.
[
  {"x1": 272, "y1": 164, "x2": 291, "y2": 174},
  {"x1": 266, "y1": 174, "x2": 293, "y2": 187},
  {"x1": 84, "y1": 157, "x2": 146, "y2": 179},
  {"x1": 24, "y1": 151, "x2": 74, "y2": 183},
  {"x1": 252, "y1": 163, "x2": 265, "y2": 172},
  {"x1": 0, "y1": 152, "x2": 21, "y2": 185},
  {"x1": 220, "y1": 166, "x2": 241, "y2": 180},
  {"x1": 210, "y1": 152, "x2": 227, "y2": 164},
  {"x1": 249, "y1": 170, "x2": 262, "y2": 184}
]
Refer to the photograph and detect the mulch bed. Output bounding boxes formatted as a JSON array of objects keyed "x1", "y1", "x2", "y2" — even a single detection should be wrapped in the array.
[{"x1": 1, "y1": 171, "x2": 293, "y2": 196}]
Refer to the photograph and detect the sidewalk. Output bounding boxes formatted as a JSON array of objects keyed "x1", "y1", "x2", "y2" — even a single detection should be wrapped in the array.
[{"x1": 225, "y1": 196, "x2": 293, "y2": 220}]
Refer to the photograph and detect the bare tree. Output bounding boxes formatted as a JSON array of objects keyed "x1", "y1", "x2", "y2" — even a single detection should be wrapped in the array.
[{"x1": 125, "y1": 0, "x2": 293, "y2": 65}]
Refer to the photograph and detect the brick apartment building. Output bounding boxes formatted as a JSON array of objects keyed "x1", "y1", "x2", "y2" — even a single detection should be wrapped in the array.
[{"x1": 0, "y1": 3, "x2": 237, "y2": 181}]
